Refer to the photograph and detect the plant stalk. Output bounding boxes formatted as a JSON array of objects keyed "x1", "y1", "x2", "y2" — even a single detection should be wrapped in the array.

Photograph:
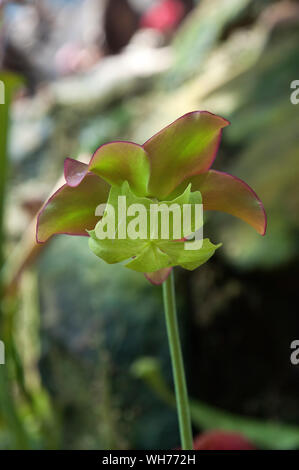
[{"x1": 162, "y1": 270, "x2": 193, "y2": 450}]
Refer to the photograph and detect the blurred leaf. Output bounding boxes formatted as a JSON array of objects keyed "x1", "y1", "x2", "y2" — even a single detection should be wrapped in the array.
[
  {"x1": 163, "y1": 0, "x2": 251, "y2": 87},
  {"x1": 133, "y1": 357, "x2": 299, "y2": 450}
]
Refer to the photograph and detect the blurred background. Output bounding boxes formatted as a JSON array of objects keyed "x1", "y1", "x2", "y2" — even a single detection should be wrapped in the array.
[{"x1": 0, "y1": 0, "x2": 299, "y2": 450}]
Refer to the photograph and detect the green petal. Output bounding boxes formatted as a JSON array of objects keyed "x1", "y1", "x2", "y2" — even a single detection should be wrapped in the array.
[
  {"x1": 88, "y1": 233, "x2": 146, "y2": 264},
  {"x1": 88, "y1": 182, "x2": 149, "y2": 263},
  {"x1": 187, "y1": 170, "x2": 267, "y2": 235},
  {"x1": 36, "y1": 174, "x2": 110, "y2": 243},
  {"x1": 127, "y1": 238, "x2": 220, "y2": 273},
  {"x1": 144, "y1": 111, "x2": 229, "y2": 199},
  {"x1": 97, "y1": 181, "x2": 201, "y2": 241},
  {"x1": 125, "y1": 243, "x2": 173, "y2": 272},
  {"x1": 157, "y1": 238, "x2": 221, "y2": 270},
  {"x1": 106, "y1": 180, "x2": 152, "y2": 215},
  {"x1": 89, "y1": 141, "x2": 150, "y2": 196}
]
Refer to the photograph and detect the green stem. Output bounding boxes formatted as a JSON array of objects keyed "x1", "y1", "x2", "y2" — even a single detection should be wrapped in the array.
[{"x1": 162, "y1": 270, "x2": 193, "y2": 450}]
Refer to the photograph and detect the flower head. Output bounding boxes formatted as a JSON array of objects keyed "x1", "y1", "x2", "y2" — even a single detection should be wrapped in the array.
[{"x1": 36, "y1": 111, "x2": 266, "y2": 284}]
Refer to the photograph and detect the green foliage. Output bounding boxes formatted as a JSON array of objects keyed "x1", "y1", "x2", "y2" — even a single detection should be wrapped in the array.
[
  {"x1": 163, "y1": 0, "x2": 251, "y2": 88},
  {"x1": 133, "y1": 357, "x2": 299, "y2": 450}
]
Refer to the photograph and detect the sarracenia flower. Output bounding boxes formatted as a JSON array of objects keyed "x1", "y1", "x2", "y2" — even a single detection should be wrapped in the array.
[{"x1": 36, "y1": 111, "x2": 266, "y2": 284}]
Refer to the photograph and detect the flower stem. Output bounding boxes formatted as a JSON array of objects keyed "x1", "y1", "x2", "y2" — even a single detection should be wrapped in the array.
[{"x1": 162, "y1": 270, "x2": 193, "y2": 450}]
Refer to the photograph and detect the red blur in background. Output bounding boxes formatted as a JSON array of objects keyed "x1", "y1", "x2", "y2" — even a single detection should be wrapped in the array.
[
  {"x1": 140, "y1": 0, "x2": 185, "y2": 32},
  {"x1": 193, "y1": 431, "x2": 255, "y2": 450}
]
